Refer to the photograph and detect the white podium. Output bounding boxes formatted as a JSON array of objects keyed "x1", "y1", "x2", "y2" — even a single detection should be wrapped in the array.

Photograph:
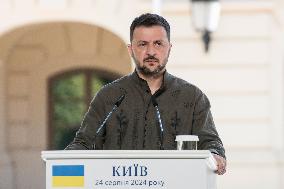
[{"x1": 41, "y1": 150, "x2": 217, "y2": 189}]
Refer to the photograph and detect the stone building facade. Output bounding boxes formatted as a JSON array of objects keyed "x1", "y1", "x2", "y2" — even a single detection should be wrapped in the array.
[{"x1": 0, "y1": 0, "x2": 284, "y2": 188}]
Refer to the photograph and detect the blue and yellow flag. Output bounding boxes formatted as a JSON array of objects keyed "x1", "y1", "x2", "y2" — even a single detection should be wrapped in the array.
[{"x1": 52, "y1": 165, "x2": 84, "y2": 187}]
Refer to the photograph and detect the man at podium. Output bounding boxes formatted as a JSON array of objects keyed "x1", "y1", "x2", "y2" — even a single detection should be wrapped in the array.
[{"x1": 65, "y1": 13, "x2": 226, "y2": 175}]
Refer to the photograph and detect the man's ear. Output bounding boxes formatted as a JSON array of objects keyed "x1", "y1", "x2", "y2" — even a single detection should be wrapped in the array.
[
  {"x1": 168, "y1": 43, "x2": 172, "y2": 54},
  {"x1": 127, "y1": 44, "x2": 133, "y2": 56}
]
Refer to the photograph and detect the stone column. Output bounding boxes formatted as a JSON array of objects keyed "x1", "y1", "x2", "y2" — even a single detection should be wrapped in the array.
[{"x1": 0, "y1": 59, "x2": 13, "y2": 188}]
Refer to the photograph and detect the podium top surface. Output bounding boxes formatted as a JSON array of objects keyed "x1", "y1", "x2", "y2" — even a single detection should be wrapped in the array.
[{"x1": 41, "y1": 150, "x2": 217, "y2": 170}]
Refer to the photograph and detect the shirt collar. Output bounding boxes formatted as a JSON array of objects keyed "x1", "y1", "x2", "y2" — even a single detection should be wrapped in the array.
[{"x1": 130, "y1": 69, "x2": 173, "y2": 93}]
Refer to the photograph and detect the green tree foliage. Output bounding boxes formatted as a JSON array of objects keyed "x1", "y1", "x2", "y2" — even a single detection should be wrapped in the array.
[{"x1": 51, "y1": 72, "x2": 108, "y2": 149}]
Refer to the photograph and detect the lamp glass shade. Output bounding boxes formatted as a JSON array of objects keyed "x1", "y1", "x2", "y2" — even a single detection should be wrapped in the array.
[{"x1": 191, "y1": 1, "x2": 220, "y2": 32}]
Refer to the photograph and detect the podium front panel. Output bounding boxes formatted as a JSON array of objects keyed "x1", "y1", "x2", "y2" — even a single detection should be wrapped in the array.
[{"x1": 42, "y1": 150, "x2": 217, "y2": 189}]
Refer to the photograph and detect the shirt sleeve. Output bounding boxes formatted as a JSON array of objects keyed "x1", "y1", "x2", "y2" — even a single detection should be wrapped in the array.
[
  {"x1": 192, "y1": 90, "x2": 226, "y2": 159},
  {"x1": 65, "y1": 91, "x2": 106, "y2": 150}
]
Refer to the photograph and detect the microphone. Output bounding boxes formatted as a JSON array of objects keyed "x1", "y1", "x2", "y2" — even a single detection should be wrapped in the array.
[
  {"x1": 96, "y1": 94, "x2": 125, "y2": 135},
  {"x1": 151, "y1": 96, "x2": 164, "y2": 150}
]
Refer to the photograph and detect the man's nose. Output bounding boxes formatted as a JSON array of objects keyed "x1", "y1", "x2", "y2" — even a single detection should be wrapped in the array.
[{"x1": 146, "y1": 44, "x2": 156, "y2": 56}]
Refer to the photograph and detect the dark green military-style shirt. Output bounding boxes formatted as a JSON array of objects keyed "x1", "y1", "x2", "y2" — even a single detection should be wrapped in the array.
[{"x1": 65, "y1": 71, "x2": 226, "y2": 158}]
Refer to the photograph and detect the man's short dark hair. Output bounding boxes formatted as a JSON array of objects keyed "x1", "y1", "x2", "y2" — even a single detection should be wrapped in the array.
[{"x1": 130, "y1": 13, "x2": 171, "y2": 42}]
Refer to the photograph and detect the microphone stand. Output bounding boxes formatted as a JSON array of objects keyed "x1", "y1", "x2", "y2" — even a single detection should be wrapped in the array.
[
  {"x1": 152, "y1": 96, "x2": 164, "y2": 150},
  {"x1": 95, "y1": 94, "x2": 125, "y2": 135}
]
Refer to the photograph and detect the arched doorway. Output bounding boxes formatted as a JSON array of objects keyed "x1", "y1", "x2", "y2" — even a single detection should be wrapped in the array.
[{"x1": 0, "y1": 21, "x2": 132, "y2": 189}]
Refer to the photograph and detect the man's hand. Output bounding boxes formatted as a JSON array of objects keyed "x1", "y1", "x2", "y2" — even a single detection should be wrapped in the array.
[{"x1": 213, "y1": 154, "x2": 227, "y2": 175}]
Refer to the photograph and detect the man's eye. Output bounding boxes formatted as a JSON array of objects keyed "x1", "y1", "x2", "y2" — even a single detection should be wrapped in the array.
[
  {"x1": 154, "y1": 42, "x2": 162, "y2": 46},
  {"x1": 138, "y1": 43, "x2": 146, "y2": 47}
]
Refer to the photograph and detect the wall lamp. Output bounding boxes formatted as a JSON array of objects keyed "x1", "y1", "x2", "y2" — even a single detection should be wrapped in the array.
[{"x1": 191, "y1": 0, "x2": 221, "y2": 53}]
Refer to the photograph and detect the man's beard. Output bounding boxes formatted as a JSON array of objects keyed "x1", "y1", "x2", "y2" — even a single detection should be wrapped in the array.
[
  {"x1": 136, "y1": 63, "x2": 166, "y2": 76},
  {"x1": 132, "y1": 54, "x2": 169, "y2": 77}
]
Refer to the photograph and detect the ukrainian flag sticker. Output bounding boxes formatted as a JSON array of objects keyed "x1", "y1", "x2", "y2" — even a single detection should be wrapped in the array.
[{"x1": 52, "y1": 165, "x2": 84, "y2": 187}]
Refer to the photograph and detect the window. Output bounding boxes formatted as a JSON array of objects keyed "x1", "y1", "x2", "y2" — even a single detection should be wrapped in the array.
[{"x1": 48, "y1": 69, "x2": 117, "y2": 150}]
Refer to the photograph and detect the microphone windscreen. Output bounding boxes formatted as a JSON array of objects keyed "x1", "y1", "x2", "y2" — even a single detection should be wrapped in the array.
[
  {"x1": 115, "y1": 94, "x2": 125, "y2": 107},
  {"x1": 151, "y1": 96, "x2": 158, "y2": 107}
]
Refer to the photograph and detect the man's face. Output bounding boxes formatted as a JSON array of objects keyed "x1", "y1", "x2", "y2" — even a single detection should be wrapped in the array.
[{"x1": 128, "y1": 26, "x2": 172, "y2": 76}]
